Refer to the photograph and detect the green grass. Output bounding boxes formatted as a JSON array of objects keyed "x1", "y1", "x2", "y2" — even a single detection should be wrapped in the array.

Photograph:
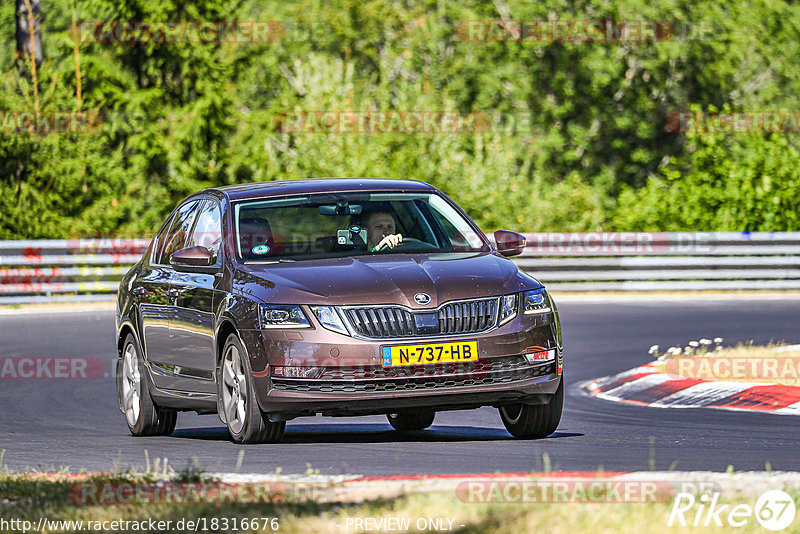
[{"x1": 2, "y1": 474, "x2": 800, "y2": 533}]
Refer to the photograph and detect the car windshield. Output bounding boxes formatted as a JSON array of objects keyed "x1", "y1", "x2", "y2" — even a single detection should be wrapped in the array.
[{"x1": 233, "y1": 191, "x2": 490, "y2": 262}]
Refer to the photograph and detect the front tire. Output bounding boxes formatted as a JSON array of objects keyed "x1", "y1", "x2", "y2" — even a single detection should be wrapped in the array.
[
  {"x1": 118, "y1": 334, "x2": 177, "y2": 436},
  {"x1": 218, "y1": 334, "x2": 285, "y2": 444},
  {"x1": 387, "y1": 411, "x2": 435, "y2": 431},
  {"x1": 499, "y1": 377, "x2": 563, "y2": 438}
]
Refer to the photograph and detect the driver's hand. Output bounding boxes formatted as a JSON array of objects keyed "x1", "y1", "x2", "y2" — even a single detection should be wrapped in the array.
[{"x1": 374, "y1": 234, "x2": 403, "y2": 251}]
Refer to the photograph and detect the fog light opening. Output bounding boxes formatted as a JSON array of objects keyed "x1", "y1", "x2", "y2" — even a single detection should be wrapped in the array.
[
  {"x1": 523, "y1": 347, "x2": 555, "y2": 364},
  {"x1": 271, "y1": 366, "x2": 324, "y2": 379}
]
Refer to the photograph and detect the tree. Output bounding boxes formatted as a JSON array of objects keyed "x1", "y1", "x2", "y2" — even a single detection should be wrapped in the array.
[{"x1": 15, "y1": 0, "x2": 42, "y2": 77}]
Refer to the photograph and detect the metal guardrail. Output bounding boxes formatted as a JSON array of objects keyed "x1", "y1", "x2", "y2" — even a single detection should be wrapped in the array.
[
  {"x1": 0, "y1": 239, "x2": 148, "y2": 304},
  {"x1": 515, "y1": 231, "x2": 800, "y2": 291},
  {"x1": 0, "y1": 233, "x2": 798, "y2": 303}
]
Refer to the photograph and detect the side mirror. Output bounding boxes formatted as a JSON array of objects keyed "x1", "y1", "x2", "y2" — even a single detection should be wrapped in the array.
[
  {"x1": 170, "y1": 246, "x2": 219, "y2": 274},
  {"x1": 494, "y1": 230, "x2": 526, "y2": 257}
]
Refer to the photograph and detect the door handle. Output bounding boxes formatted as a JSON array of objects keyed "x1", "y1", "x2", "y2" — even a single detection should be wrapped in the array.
[
  {"x1": 132, "y1": 287, "x2": 147, "y2": 297},
  {"x1": 167, "y1": 288, "x2": 184, "y2": 299}
]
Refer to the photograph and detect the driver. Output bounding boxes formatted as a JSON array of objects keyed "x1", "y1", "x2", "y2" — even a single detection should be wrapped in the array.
[{"x1": 363, "y1": 211, "x2": 403, "y2": 252}]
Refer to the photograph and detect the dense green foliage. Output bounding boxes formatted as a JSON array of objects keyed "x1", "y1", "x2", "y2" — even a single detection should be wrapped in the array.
[{"x1": 1, "y1": 0, "x2": 799, "y2": 238}]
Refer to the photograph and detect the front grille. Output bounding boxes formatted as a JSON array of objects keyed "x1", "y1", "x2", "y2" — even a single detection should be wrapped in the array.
[
  {"x1": 342, "y1": 297, "x2": 499, "y2": 339},
  {"x1": 344, "y1": 307, "x2": 415, "y2": 337},
  {"x1": 271, "y1": 359, "x2": 554, "y2": 393},
  {"x1": 439, "y1": 299, "x2": 497, "y2": 334}
]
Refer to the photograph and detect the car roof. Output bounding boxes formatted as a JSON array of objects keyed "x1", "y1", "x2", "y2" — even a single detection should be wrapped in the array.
[{"x1": 204, "y1": 178, "x2": 438, "y2": 202}]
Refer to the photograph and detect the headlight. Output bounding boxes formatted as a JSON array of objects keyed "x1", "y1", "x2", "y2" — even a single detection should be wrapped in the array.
[
  {"x1": 498, "y1": 294, "x2": 518, "y2": 325},
  {"x1": 310, "y1": 305, "x2": 349, "y2": 335},
  {"x1": 524, "y1": 288, "x2": 552, "y2": 314},
  {"x1": 259, "y1": 304, "x2": 311, "y2": 329}
]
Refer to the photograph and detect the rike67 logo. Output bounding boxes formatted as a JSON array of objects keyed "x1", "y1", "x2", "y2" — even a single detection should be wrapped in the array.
[{"x1": 668, "y1": 490, "x2": 796, "y2": 531}]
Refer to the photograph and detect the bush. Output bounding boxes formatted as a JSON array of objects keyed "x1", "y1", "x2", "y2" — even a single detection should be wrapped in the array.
[{"x1": 0, "y1": 0, "x2": 798, "y2": 237}]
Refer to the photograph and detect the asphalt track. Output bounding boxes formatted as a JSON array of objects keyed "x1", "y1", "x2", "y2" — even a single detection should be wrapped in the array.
[{"x1": 1, "y1": 296, "x2": 799, "y2": 476}]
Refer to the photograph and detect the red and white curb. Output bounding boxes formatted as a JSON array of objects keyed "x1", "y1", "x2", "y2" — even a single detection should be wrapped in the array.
[{"x1": 586, "y1": 362, "x2": 800, "y2": 415}]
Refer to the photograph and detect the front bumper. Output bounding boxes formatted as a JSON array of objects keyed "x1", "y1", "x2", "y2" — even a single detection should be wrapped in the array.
[
  {"x1": 260, "y1": 371, "x2": 561, "y2": 418},
  {"x1": 240, "y1": 309, "x2": 563, "y2": 417}
]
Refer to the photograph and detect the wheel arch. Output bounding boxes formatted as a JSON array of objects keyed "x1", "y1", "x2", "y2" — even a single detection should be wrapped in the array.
[
  {"x1": 117, "y1": 321, "x2": 138, "y2": 358},
  {"x1": 216, "y1": 318, "x2": 239, "y2": 367}
]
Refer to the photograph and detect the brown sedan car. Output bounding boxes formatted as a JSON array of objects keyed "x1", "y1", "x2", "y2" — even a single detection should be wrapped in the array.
[{"x1": 116, "y1": 179, "x2": 563, "y2": 443}]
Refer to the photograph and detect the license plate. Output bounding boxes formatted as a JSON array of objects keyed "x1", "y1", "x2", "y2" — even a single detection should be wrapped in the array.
[{"x1": 381, "y1": 341, "x2": 478, "y2": 367}]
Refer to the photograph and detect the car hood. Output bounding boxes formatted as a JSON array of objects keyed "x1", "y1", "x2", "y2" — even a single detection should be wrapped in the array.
[{"x1": 233, "y1": 252, "x2": 542, "y2": 307}]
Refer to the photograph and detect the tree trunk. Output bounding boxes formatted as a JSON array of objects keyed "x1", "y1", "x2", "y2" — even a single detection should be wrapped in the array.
[{"x1": 16, "y1": 0, "x2": 43, "y2": 77}]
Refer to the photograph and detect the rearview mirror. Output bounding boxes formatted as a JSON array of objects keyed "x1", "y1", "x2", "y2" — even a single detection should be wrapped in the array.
[
  {"x1": 318, "y1": 203, "x2": 363, "y2": 216},
  {"x1": 170, "y1": 246, "x2": 219, "y2": 274},
  {"x1": 494, "y1": 230, "x2": 526, "y2": 257}
]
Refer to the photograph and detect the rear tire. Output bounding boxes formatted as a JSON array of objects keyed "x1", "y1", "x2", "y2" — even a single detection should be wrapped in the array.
[
  {"x1": 499, "y1": 377, "x2": 563, "y2": 438},
  {"x1": 218, "y1": 334, "x2": 285, "y2": 444},
  {"x1": 118, "y1": 334, "x2": 177, "y2": 436},
  {"x1": 387, "y1": 411, "x2": 435, "y2": 431}
]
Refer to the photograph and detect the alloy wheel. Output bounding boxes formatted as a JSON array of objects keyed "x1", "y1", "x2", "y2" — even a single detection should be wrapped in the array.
[
  {"x1": 222, "y1": 344, "x2": 247, "y2": 434},
  {"x1": 122, "y1": 343, "x2": 141, "y2": 427}
]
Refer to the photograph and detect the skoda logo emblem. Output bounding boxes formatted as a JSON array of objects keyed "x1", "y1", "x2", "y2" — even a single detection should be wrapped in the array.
[{"x1": 414, "y1": 293, "x2": 431, "y2": 305}]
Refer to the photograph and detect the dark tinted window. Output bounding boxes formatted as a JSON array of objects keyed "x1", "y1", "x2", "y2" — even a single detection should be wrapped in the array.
[
  {"x1": 152, "y1": 214, "x2": 175, "y2": 264},
  {"x1": 156, "y1": 200, "x2": 200, "y2": 265}
]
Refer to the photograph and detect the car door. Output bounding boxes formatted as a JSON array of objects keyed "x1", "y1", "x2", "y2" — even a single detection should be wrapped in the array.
[
  {"x1": 141, "y1": 199, "x2": 201, "y2": 392},
  {"x1": 165, "y1": 199, "x2": 223, "y2": 394}
]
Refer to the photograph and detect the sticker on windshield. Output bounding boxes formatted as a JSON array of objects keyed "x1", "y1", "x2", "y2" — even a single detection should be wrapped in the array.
[{"x1": 252, "y1": 245, "x2": 271, "y2": 255}]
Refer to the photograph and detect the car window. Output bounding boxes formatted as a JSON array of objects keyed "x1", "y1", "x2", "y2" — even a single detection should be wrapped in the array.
[
  {"x1": 152, "y1": 213, "x2": 176, "y2": 265},
  {"x1": 232, "y1": 192, "x2": 490, "y2": 262},
  {"x1": 392, "y1": 200, "x2": 440, "y2": 245},
  {"x1": 187, "y1": 200, "x2": 222, "y2": 263},
  {"x1": 427, "y1": 194, "x2": 486, "y2": 250},
  {"x1": 156, "y1": 200, "x2": 200, "y2": 265}
]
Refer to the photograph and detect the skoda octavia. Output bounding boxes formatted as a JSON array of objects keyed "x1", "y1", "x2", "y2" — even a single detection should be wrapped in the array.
[{"x1": 116, "y1": 179, "x2": 563, "y2": 443}]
